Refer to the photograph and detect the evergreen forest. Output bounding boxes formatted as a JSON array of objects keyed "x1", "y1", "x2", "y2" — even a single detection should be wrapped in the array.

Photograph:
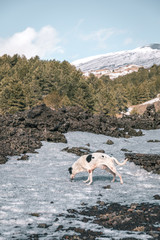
[{"x1": 0, "y1": 54, "x2": 160, "y2": 115}]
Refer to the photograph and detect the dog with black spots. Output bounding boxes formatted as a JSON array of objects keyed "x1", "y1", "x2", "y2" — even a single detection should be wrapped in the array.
[{"x1": 68, "y1": 153, "x2": 128, "y2": 185}]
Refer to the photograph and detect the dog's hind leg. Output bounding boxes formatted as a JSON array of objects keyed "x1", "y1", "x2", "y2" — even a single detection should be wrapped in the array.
[
  {"x1": 111, "y1": 172, "x2": 116, "y2": 182},
  {"x1": 115, "y1": 170, "x2": 123, "y2": 184},
  {"x1": 104, "y1": 165, "x2": 123, "y2": 184},
  {"x1": 102, "y1": 165, "x2": 116, "y2": 183},
  {"x1": 109, "y1": 169, "x2": 123, "y2": 184},
  {"x1": 106, "y1": 168, "x2": 116, "y2": 182}
]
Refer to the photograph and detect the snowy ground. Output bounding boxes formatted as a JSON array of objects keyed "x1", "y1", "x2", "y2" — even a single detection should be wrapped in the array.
[{"x1": 0, "y1": 129, "x2": 160, "y2": 239}]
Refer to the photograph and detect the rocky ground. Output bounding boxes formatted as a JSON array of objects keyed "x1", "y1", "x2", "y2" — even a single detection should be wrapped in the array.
[{"x1": 0, "y1": 103, "x2": 160, "y2": 164}]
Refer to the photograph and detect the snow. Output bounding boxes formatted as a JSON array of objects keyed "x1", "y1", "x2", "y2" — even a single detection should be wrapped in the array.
[
  {"x1": 141, "y1": 97, "x2": 160, "y2": 105},
  {"x1": 0, "y1": 130, "x2": 160, "y2": 239},
  {"x1": 72, "y1": 49, "x2": 126, "y2": 66},
  {"x1": 72, "y1": 45, "x2": 160, "y2": 73},
  {"x1": 125, "y1": 106, "x2": 133, "y2": 115},
  {"x1": 72, "y1": 53, "x2": 108, "y2": 66}
]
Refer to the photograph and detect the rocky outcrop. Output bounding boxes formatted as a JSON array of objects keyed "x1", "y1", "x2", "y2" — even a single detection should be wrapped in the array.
[
  {"x1": 0, "y1": 104, "x2": 67, "y2": 163},
  {"x1": 118, "y1": 104, "x2": 160, "y2": 130},
  {"x1": 0, "y1": 103, "x2": 160, "y2": 164},
  {"x1": 125, "y1": 153, "x2": 160, "y2": 174}
]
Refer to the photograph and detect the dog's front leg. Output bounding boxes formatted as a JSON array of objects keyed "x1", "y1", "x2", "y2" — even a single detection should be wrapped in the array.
[
  {"x1": 83, "y1": 175, "x2": 90, "y2": 183},
  {"x1": 86, "y1": 170, "x2": 93, "y2": 185}
]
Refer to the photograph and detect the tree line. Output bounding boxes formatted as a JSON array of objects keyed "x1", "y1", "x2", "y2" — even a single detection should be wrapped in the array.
[{"x1": 0, "y1": 54, "x2": 160, "y2": 115}]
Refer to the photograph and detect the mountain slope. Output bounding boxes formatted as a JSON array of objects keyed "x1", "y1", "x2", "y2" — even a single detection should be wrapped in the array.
[{"x1": 72, "y1": 44, "x2": 160, "y2": 72}]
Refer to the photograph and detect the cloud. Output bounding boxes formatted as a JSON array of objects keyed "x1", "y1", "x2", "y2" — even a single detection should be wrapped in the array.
[
  {"x1": 80, "y1": 28, "x2": 115, "y2": 49},
  {"x1": 124, "y1": 37, "x2": 133, "y2": 45},
  {"x1": 0, "y1": 26, "x2": 63, "y2": 59}
]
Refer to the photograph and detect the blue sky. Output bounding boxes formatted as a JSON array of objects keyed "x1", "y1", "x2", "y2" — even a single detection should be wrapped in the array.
[{"x1": 0, "y1": 0, "x2": 160, "y2": 62}]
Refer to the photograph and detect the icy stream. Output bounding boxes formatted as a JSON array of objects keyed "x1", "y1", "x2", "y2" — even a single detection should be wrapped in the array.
[{"x1": 0, "y1": 130, "x2": 160, "y2": 239}]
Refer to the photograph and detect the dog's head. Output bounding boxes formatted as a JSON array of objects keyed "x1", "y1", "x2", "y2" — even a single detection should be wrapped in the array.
[{"x1": 68, "y1": 157, "x2": 85, "y2": 180}]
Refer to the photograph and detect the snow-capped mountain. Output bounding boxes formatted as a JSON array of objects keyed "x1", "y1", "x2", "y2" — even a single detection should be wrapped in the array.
[{"x1": 72, "y1": 44, "x2": 160, "y2": 75}]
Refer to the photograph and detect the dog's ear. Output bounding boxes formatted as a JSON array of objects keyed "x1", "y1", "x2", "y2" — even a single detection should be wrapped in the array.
[
  {"x1": 68, "y1": 167, "x2": 72, "y2": 174},
  {"x1": 86, "y1": 154, "x2": 92, "y2": 162}
]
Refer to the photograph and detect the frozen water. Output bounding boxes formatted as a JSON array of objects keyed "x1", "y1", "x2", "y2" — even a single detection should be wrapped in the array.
[{"x1": 0, "y1": 129, "x2": 160, "y2": 239}]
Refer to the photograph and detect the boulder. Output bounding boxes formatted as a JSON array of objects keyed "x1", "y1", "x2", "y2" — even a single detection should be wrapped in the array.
[{"x1": 106, "y1": 139, "x2": 114, "y2": 145}]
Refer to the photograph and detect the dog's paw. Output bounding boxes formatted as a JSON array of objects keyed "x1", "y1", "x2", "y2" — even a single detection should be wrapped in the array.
[
  {"x1": 86, "y1": 182, "x2": 92, "y2": 185},
  {"x1": 83, "y1": 179, "x2": 89, "y2": 183}
]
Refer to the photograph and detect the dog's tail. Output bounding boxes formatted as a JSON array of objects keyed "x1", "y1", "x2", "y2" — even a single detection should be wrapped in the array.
[{"x1": 113, "y1": 157, "x2": 128, "y2": 166}]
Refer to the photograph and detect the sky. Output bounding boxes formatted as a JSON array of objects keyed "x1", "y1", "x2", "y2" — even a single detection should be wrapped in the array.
[{"x1": 0, "y1": 0, "x2": 160, "y2": 62}]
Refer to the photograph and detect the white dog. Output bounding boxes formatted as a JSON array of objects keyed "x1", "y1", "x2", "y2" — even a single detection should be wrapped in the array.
[{"x1": 68, "y1": 153, "x2": 128, "y2": 185}]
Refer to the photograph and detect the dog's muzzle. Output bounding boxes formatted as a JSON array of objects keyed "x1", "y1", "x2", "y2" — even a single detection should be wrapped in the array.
[
  {"x1": 70, "y1": 174, "x2": 74, "y2": 180},
  {"x1": 68, "y1": 167, "x2": 74, "y2": 181}
]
